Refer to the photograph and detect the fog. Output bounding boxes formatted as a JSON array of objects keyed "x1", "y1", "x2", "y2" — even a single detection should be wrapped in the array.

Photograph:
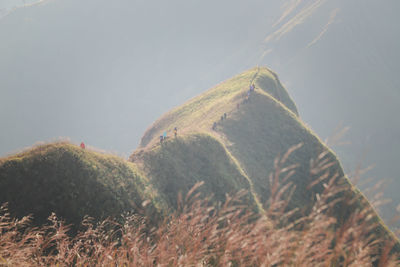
[{"x1": 0, "y1": 0, "x2": 43, "y2": 16}]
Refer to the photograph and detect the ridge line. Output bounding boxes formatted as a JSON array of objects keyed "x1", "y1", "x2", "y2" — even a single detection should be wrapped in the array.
[{"x1": 218, "y1": 141, "x2": 273, "y2": 227}]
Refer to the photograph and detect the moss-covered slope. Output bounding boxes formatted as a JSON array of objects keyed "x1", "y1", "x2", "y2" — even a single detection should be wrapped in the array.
[{"x1": 0, "y1": 142, "x2": 160, "y2": 228}]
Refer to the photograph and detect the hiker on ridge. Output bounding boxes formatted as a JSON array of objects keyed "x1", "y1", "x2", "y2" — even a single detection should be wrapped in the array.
[
  {"x1": 212, "y1": 122, "x2": 217, "y2": 130},
  {"x1": 174, "y1": 127, "x2": 178, "y2": 137},
  {"x1": 246, "y1": 91, "x2": 250, "y2": 101},
  {"x1": 80, "y1": 142, "x2": 85, "y2": 149},
  {"x1": 224, "y1": 113, "x2": 227, "y2": 119}
]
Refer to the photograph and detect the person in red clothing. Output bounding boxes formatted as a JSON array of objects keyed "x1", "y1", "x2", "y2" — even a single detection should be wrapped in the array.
[{"x1": 80, "y1": 142, "x2": 86, "y2": 149}]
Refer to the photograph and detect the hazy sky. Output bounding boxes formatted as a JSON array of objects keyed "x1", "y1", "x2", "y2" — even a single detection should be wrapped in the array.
[
  {"x1": 1, "y1": 0, "x2": 42, "y2": 9},
  {"x1": 0, "y1": 0, "x2": 41, "y2": 8},
  {"x1": 0, "y1": 0, "x2": 44, "y2": 18}
]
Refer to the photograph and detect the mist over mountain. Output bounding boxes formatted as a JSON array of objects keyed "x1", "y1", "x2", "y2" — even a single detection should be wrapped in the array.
[{"x1": 1, "y1": 0, "x2": 399, "y2": 226}]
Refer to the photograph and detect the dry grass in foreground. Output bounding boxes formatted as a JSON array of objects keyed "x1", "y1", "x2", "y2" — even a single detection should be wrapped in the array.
[
  {"x1": 1, "y1": 188, "x2": 397, "y2": 267},
  {"x1": 1, "y1": 153, "x2": 399, "y2": 267}
]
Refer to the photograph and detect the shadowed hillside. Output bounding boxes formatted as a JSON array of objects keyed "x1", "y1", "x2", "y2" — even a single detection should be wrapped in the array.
[
  {"x1": 0, "y1": 142, "x2": 161, "y2": 229},
  {"x1": 132, "y1": 134, "x2": 258, "y2": 211}
]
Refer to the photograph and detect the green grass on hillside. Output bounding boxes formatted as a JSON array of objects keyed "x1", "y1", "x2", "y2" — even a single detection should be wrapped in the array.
[
  {"x1": 256, "y1": 69, "x2": 298, "y2": 115},
  {"x1": 0, "y1": 142, "x2": 161, "y2": 229},
  {"x1": 221, "y1": 91, "x2": 334, "y2": 207},
  {"x1": 140, "y1": 67, "x2": 298, "y2": 149},
  {"x1": 138, "y1": 134, "x2": 257, "y2": 210}
]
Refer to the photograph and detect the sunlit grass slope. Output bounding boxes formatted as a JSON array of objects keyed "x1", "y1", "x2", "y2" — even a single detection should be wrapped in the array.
[
  {"x1": 133, "y1": 134, "x2": 257, "y2": 210},
  {"x1": 140, "y1": 67, "x2": 298, "y2": 149},
  {"x1": 135, "y1": 66, "x2": 399, "y2": 251},
  {"x1": 0, "y1": 142, "x2": 161, "y2": 229}
]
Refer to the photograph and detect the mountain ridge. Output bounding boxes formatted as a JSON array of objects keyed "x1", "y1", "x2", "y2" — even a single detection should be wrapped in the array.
[
  {"x1": 0, "y1": 67, "x2": 398, "y2": 256},
  {"x1": 139, "y1": 67, "x2": 298, "y2": 150},
  {"x1": 131, "y1": 67, "x2": 399, "y2": 253}
]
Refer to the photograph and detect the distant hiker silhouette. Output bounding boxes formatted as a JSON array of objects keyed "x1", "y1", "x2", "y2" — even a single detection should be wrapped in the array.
[
  {"x1": 160, "y1": 135, "x2": 164, "y2": 144},
  {"x1": 250, "y1": 84, "x2": 255, "y2": 92},
  {"x1": 212, "y1": 122, "x2": 217, "y2": 130},
  {"x1": 174, "y1": 127, "x2": 178, "y2": 137},
  {"x1": 246, "y1": 90, "x2": 250, "y2": 101},
  {"x1": 221, "y1": 115, "x2": 224, "y2": 122},
  {"x1": 224, "y1": 113, "x2": 227, "y2": 119},
  {"x1": 80, "y1": 142, "x2": 85, "y2": 149}
]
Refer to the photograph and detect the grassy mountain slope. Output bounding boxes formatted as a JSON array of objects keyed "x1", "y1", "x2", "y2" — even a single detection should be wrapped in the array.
[
  {"x1": 139, "y1": 66, "x2": 338, "y2": 210},
  {"x1": 135, "y1": 67, "x2": 399, "y2": 250},
  {"x1": 0, "y1": 142, "x2": 161, "y2": 229},
  {"x1": 133, "y1": 134, "x2": 258, "y2": 210},
  {"x1": 220, "y1": 91, "x2": 332, "y2": 205},
  {"x1": 218, "y1": 85, "x2": 395, "y2": 240},
  {"x1": 139, "y1": 67, "x2": 298, "y2": 149}
]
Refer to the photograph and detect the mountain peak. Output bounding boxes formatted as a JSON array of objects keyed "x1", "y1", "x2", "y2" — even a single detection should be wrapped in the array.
[{"x1": 139, "y1": 66, "x2": 298, "y2": 149}]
